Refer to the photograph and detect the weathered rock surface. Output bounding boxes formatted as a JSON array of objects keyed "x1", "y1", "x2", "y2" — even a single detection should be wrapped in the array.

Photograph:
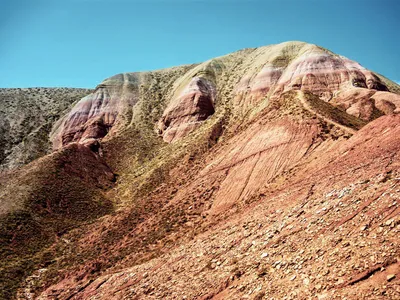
[
  {"x1": 52, "y1": 42, "x2": 400, "y2": 151},
  {"x1": 157, "y1": 76, "x2": 216, "y2": 143},
  {"x1": 204, "y1": 116, "x2": 319, "y2": 213},
  {"x1": 51, "y1": 73, "x2": 141, "y2": 149},
  {"x1": 332, "y1": 88, "x2": 400, "y2": 120},
  {"x1": 37, "y1": 96, "x2": 400, "y2": 300},
  {"x1": 233, "y1": 42, "x2": 395, "y2": 117}
]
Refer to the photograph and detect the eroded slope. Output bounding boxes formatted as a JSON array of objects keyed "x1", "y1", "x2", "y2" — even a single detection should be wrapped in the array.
[
  {"x1": 37, "y1": 93, "x2": 400, "y2": 300},
  {"x1": 1, "y1": 41, "x2": 400, "y2": 299},
  {"x1": 0, "y1": 144, "x2": 115, "y2": 299}
]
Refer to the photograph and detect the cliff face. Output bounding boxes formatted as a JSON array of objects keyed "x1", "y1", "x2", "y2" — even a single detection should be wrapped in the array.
[
  {"x1": 157, "y1": 76, "x2": 216, "y2": 143},
  {"x1": 51, "y1": 74, "x2": 141, "y2": 150},
  {"x1": 1, "y1": 42, "x2": 400, "y2": 299}
]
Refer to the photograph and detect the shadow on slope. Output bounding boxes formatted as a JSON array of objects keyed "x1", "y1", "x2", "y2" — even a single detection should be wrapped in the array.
[{"x1": 0, "y1": 143, "x2": 115, "y2": 299}]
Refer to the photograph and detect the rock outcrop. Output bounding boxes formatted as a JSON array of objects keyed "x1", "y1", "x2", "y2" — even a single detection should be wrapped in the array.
[
  {"x1": 51, "y1": 73, "x2": 141, "y2": 150},
  {"x1": 49, "y1": 42, "x2": 400, "y2": 152},
  {"x1": 203, "y1": 116, "x2": 319, "y2": 213},
  {"x1": 157, "y1": 76, "x2": 216, "y2": 143},
  {"x1": 233, "y1": 42, "x2": 398, "y2": 117},
  {"x1": 36, "y1": 92, "x2": 400, "y2": 300},
  {"x1": 332, "y1": 88, "x2": 400, "y2": 120}
]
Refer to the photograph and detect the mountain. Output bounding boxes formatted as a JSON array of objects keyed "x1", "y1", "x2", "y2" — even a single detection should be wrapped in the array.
[
  {"x1": 1, "y1": 41, "x2": 399, "y2": 299},
  {"x1": 0, "y1": 88, "x2": 92, "y2": 170}
]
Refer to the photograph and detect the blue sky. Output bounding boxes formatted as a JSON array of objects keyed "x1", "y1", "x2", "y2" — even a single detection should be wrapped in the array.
[{"x1": 1, "y1": 0, "x2": 399, "y2": 88}]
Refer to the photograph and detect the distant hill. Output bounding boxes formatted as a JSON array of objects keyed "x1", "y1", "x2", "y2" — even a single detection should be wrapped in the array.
[{"x1": 0, "y1": 88, "x2": 92, "y2": 170}]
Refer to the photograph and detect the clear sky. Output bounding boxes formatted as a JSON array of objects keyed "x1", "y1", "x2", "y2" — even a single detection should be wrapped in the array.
[{"x1": 1, "y1": 0, "x2": 399, "y2": 88}]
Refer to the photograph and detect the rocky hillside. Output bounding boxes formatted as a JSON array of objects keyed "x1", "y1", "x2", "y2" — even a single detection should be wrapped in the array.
[
  {"x1": 1, "y1": 41, "x2": 400, "y2": 299},
  {"x1": 0, "y1": 88, "x2": 92, "y2": 170}
]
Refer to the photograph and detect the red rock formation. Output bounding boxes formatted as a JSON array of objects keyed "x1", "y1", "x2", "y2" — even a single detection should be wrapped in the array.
[
  {"x1": 4, "y1": 42, "x2": 400, "y2": 300},
  {"x1": 158, "y1": 76, "x2": 216, "y2": 143},
  {"x1": 202, "y1": 117, "x2": 318, "y2": 213},
  {"x1": 59, "y1": 91, "x2": 115, "y2": 146},
  {"x1": 332, "y1": 88, "x2": 400, "y2": 120},
  {"x1": 52, "y1": 73, "x2": 140, "y2": 150},
  {"x1": 51, "y1": 42, "x2": 400, "y2": 149},
  {"x1": 276, "y1": 53, "x2": 387, "y2": 94},
  {"x1": 231, "y1": 45, "x2": 397, "y2": 125},
  {"x1": 36, "y1": 99, "x2": 400, "y2": 300},
  {"x1": 234, "y1": 64, "x2": 284, "y2": 107}
]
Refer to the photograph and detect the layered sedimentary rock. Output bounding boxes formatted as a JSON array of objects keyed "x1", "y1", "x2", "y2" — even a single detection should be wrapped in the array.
[
  {"x1": 156, "y1": 59, "x2": 226, "y2": 143},
  {"x1": 332, "y1": 88, "x2": 400, "y2": 120},
  {"x1": 205, "y1": 117, "x2": 318, "y2": 213},
  {"x1": 51, "y1": 73, "x2": 142, "y2": 150},
  {"x1": 50, "y1": 42, "x2": 400, "y2": 150},
  {"x1": 233, "y1": 42, "x2": 395, "y2": 117},
  {"x1": 36, "y1": 91, "x2": 400, "y2": 300},
  {"x1": 275, "y1": 52, "x2": 388, "y2": 94},
  {"x1": 157, "y1": 76, "x2": 216, "y2": 143}
]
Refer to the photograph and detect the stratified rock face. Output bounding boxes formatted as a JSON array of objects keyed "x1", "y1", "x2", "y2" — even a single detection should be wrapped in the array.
[
  {"x1": 49, "y1": 41, "x2": 400, "y2": 149},
  {"x1": 157, "y1": 76, "x2": 216, "y2": 143},
  {"x1": 276, "y1": 52, "x2": 387, "y2": 94},
  {"x1": 234, "y1": 64, "x2": 284, "y2": 108},
  {"x1": 52, "y1": 73, "x2": 141, "y2": 149},
  {"x1": 203, "y1": 117, "x2": 318, "y2": 213},
  {"x1": 35, "y1": 93, "x2": 400, "y2": 300},
  {"x1": 59, "y1": 91, "x2": 114, "y2": 146},
  {"x1": 234, "y1": 44, "x2": 391, "y2": 116},
  {"x1": 332, "y1": 88, "x2": 400, "y2": 120}
]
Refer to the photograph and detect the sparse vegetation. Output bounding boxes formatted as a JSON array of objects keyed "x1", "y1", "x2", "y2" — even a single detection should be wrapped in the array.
[{"x1": 0, "y1": 88, "x2": 92, "y2": 170}]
